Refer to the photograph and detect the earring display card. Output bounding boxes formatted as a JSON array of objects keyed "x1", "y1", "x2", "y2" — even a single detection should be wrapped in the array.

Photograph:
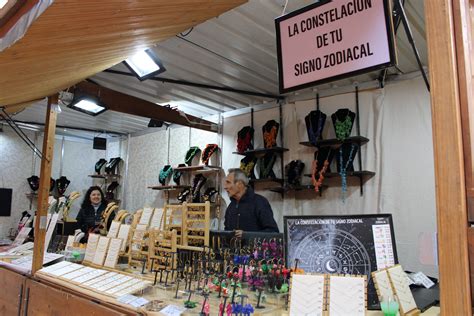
[
  {"x1": 48, "y1": 262, "x2": 84, "y2": 277},
  {"x1": 72, "y1": 269, "x2": 108, "y2": 284},
  {"x1": 92, "y1": 236, "x2": 111, "y2": 266},
  {"x1": 61, "y1": 267, "x2": 95, "y2": 280},
  {"x1": 372, "y1": 270, "x2": 395, "y2": 301},
  {"x1": 387, "y1": 265, "x2": 418, "y2": 314},
  {"x1": 84, "y1": 233, "x2": 100, "y2": 262},
  {"x1": 139, "y1": 207, "x2": 153, "y2": 226},
  {"x1": 289, "y1": 274, "x2": 325, "y2": 316},
  {"x1": 150, "y1": 208, "x2": 164, "y2": 228},
  {"x1": 117, "y1": 224, "x2": 131, "y2": 252},
  {"x1": 329, "y1": 275, "x2": 366, "y2": 316},
  {"x1": 107, "y1": 221, "x2": 121, "y2": 238},
  {"x1": 82, "y1": 272, "x2": 118, "y2": 287},
  {"x1": 104, "y1": 238, "x2": 123, "y2": 268}
]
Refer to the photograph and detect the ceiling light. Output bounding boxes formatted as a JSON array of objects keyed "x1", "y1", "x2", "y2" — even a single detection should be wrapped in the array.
[
  {"x1": 124, "y1": 49, "x2": 166, "y2": 81},
  {"x1": 68, "y1": 96, "x2": 107, "y2": 116},
  {"x1": 0, "y1": 1, "x2": 8, "y2": 10}
]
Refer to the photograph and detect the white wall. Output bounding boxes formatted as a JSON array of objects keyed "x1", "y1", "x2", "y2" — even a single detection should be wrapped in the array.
[
  {"x1": 123, "y1": 126, "x2": 219, "y2": 212},
  {"x1": 0, "y1": 128, "x2": 126, "y2": 237},
  {"x1": 220, "y1": 76, "x2": 437, "y2": 276}
]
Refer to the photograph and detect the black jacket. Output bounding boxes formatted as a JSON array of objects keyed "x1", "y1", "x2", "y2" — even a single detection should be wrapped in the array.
[
  {"x1": 76, "y1": 203, "x2": 106, "y2": 233},
  {"x1": 224, "y1": 188, "x2": 279, "y2": 232}
]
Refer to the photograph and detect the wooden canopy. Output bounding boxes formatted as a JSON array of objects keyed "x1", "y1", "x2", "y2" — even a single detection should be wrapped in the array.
[{"x1": 0, "y1": 0, "x2": 246, "y2": 107}]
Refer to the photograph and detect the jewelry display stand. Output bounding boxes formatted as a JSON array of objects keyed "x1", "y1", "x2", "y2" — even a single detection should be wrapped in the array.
[
  {"x1": 328, "y1": 274, "x2": 367, "y2": 316},
  {"x1": 289, "y1": 273, "x2": 326, "y2": 316},
  {"x1": 233, "y1": 104, "x2": 288, "y2": 196},
  {"x1": 386, "y1": 265, "x2": 421, "y2": 316},
  {"x1": 300, "y1": 89, "x2": 375, "y2": 196},
  {"x1": 89, "y1": 157, "x2": 122, "y2": 205}
]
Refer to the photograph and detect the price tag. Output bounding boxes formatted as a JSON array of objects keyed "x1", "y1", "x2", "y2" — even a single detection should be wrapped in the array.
[
  {"x1": 409, "y1": 271, "x2": 435, "y2": 289},
  {"x1": 160, "y1": 305, "x2": 187, "y2": 316}
]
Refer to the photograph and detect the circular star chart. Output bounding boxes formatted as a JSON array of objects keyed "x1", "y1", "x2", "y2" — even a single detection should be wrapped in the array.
[{"x1": 294, "y1": 228, "x2": 371, "y2": 278}]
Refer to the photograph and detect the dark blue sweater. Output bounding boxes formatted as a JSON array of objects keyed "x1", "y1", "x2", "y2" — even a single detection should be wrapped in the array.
[{"x1": 224, "y1": 188, "x2": 279, "y2": 232}]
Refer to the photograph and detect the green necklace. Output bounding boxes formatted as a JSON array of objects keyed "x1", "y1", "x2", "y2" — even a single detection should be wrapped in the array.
[
  {"x1": 185, "y1": 146, "x2": 201, "y2": 165},
  {"x1": 335, "y1": 116, "x2": 352, "y2": 141}
]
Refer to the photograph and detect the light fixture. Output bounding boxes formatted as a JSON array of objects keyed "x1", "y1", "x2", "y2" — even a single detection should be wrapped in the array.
[
  {"x1": 68, "y1": 95, "x2": 107, "y2": 116},
  {"x1": 0, "y1": 1, "x2": 8, "y2": 10},
  {"x1": 124, "y1": 49, "x2": 166, "y2": 81}
]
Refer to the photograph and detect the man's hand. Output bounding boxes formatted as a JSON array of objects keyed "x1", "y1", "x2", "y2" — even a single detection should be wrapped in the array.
[{"x1": 234, "y1": 230, "x2": 243, "y2": 238}]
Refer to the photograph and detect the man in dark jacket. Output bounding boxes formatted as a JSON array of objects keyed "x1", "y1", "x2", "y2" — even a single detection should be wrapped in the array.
[{"x1": 224, "y1": 169, "x2": 279, "y2": 237}]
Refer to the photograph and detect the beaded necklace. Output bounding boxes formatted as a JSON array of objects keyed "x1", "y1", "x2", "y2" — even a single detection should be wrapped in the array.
[
  {"x1": 307, "y1": 111, "x2": 326, "y2": 145},
  {"x1": 259, "y1": 153, "x2": 277, "y2": 179},
  {"x1": 159, "y1": 165, "x2": 173, "y2": 185},
  {"x1": 185, "y1": 146, "x2": 201, "y2": 166},
  {"x1": 339, "y1": 144, "x2": 357, "y2": 201},
  {"x1": 263, "y1": 126, "x2": 278, "y2": 148},
  {"x1": 202, "y1": 144, "x2": 219, "y2": 165},
  {"x1": 335, "y1": 115, "x2": 353, "y2": 141}
]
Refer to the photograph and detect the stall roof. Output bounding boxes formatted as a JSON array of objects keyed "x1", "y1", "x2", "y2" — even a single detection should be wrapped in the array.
[{"x1": 11, "y1": 0, "x2": 427, "y2": 135}]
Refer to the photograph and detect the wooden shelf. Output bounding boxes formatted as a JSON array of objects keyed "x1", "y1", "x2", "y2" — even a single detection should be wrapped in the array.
[
  {"x1": 249, "y1": 178, "x2": 285, "y2": 185},
  {"x1": 174, "y1": 165, "x2": 220, "y2": 172},
  {"x1": 299, "y1": 136, "x2": 369, "y2": 148},
  {"x1": 304, "y1": 171, "x2": 375, "y2": 185},
  {"x1": 232, "y1": 147, "x2": 289, "y2": 157},
  {"x1": 268, "y1": 184, "x2": 328, "y2": 193},
  {"x1": 89, "y1": 174, "x2": 121, "y2": 179},
  {"x1": 147, "y1": 185, "x2": 190, "y2": 191}
]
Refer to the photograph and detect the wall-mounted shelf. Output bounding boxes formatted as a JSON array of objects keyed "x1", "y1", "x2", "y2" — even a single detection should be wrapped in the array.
[
  {"x1": 148, "y1": 185, "x2": 191, "y2": 191},
  {"x1": 268, "y1": 185, "x2": 329, "y2": 195},
  {"x1": 88, "y1": 174, "x2": 121, "y2": 179},
  {"x1": 250, "y1": 178, "x2": 285, "y2": 185},
  {"x1": 174, "y1": 165, "x2": 221, "y2": 174},
  {"x1": 299, "y1": 136, "x2": 369, "y2": 148},
  {"x1": 304, "y1": 171, "x2": 375, "y2": 185},
  {"x1": 232, "y1": 147, "x2": 289, "y2": 157}
]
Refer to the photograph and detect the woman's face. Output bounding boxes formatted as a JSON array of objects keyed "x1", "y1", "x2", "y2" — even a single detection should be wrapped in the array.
[{"x1": 90, "y1": 190, "x2": 102, "y2": 205}]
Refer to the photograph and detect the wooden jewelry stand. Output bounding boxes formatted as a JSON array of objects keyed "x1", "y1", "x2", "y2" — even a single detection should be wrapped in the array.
[
  {"x1": 98, "y1": 202, "x2": 119, "y2": 235},
  {"x1": 181, "y1": 202, "x2": 210, "y2": 251},
  {"x1": 148, "y1": 228, "x2": 177, "y2": 273}
]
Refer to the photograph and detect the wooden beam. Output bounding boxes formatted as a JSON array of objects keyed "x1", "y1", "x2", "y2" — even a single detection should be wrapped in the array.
[
  {"x1": 31, "y1": 94, "x2": 58, "y2": 274},
  {"x1": 73, "y1": 81, "x2": 218, "y2": 133},
  {"x1": 425, "y1": 1, "x2": 472, "y2": 314}
]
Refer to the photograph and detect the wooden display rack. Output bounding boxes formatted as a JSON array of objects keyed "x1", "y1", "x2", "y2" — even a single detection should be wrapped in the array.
[
  {"x1": 148, "y1": 228, "x2": 177, "y2": 273},
  {"x1": 181, "y1": 202, "x2": 210, "y2": 250}
]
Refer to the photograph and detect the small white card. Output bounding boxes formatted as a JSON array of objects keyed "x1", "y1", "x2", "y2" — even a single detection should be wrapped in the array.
[
  {"x1": 107, "y1": 221, "x2": 121, "y2": 238},
  {"x1": 92, "y1": 236, "x2": 111, "y2": 266},
  {"x1": 117, "y1": 294, "x2": 149, "y2": 307},
  {"x1": 409, "y1": 271, "x2": 435, "y2": 289},
  {"x1": 103, "y1": 238, "x2": 122, "y2": 268},
  {"x1": 160, "y1": 305, "x2": 187, "y2": 316},
  {"x1": 84, "y1": 234, "x2": 99, "y2": 262},
  {"x1": 139, "y1": 207, "x2": 153, "y2": 226},
  {"x1": 290, "y1": 274, "x2": 325, "y2": 316},
  {"x1": 117, "y1": 224, "x2": 131, "y2": 251},
  {"x1": 150, "y1": 208, "x2": 164, "y2": 228}
]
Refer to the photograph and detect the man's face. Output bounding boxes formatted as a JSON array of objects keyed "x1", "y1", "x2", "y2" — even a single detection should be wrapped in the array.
[{"x1": 224, "y1": 173, "x2": 242, "y2": 199}]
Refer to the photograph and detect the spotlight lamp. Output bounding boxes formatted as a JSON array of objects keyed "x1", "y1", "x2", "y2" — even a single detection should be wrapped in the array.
[
  {"x1": 124, "y1": 49, "x2": 166, "y2": 81},
  {"x1": 68, "y1": 95, "x2": 107, "y2": 116}
]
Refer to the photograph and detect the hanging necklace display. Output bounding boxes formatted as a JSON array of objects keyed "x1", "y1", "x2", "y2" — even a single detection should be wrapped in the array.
[
  {"x1": 105, "y1": 157, "x2": 122, "y2": 174},
  {"x1": 285, "y1": 160, "x2": 305, "y2": 188},
  {"x1": 185, "y1": 146, "x2": 201, "y2": 166},
  {"x1": 311, "y1": 147, "x2": 335, "y2": 192},
  {"x1": 237, "y1": 126, "x2": 254, "y2": 153},
  {"x1": 49, "y1": 178, "x2": 55, "y2": 192},
  {"x1": 262, "y1": 120, "x2": 280, "y2": 149},
  {"x1": 106, "y1": 181, "x2": 119, "y2": 200},
  {"x1": 201, "y1": 144, "x2": 219, "y2": 166},
  {"x1": 305, "y1": 110, "x2": 327, "y2": 145},
  {"x1": 331, "y1": 108, "x2": 356, "y2": 141},
  {"x1": 173, "y1": 164, "x2": 185, "y2": 185},
  {"x1": 240, "y1": 156, "x2": 257, "y2": 179},
  {"x1": 27, "y1": 175, "x2": 40, "y2": 192},
  {"x1": 337, "y1": 143, "x2": 359, "y2": 201},
  {"x1": 258, "y1": 153, "x2": 277, "y2": 179},
  {"x1": 191, "y1": 174, "x2": 207, "y2": 202},
  {"x1": 94, "y1": 158, "x2": 107, "y2": 174},
  {"x1": 56, "y1": 176, "x2": 70, "y2": 195},
  {"x1": 159, "y1": 165, "x2": 174, "y2": 185}
]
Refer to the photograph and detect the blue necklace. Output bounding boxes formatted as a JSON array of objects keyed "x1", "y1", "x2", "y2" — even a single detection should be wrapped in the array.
[{"x1": 339, "y1": 144, "x2": 357, "y2": 201}]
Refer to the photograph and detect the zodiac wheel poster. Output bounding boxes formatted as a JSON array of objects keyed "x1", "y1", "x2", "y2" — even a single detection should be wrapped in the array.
[{"x1": 284, "y1": 214, "x2": 398, "y2": 308}]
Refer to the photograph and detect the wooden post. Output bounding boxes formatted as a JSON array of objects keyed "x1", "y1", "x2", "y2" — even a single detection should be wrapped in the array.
[
  {"x1": 32, "y1": 94, "x2": 58, "y2": 274},
  {"x1": 425, "y1": 1, "x2": 472, "y2": 314}
]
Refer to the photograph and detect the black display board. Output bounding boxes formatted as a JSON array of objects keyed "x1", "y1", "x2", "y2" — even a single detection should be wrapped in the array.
[
  {"x1": 284, "y1": 214, "x2": 398, "y2": 309},
  {"x1": 0, "y1": 188, "x2": 12, "y2": 216}
]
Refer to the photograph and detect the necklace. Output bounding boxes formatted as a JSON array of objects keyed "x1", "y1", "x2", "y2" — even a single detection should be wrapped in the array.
[
  {"x1": 185, "y1": 146, "x2": 201, "y2": 165},
  {"x1": 159, "y1": 165, "x2": 173, "y2": 185},
  {"x1": 335, "y1": 115, "x2": 353, "y2": 141},
  {"x1": 339, "y1": 144, "x2": 356, "y2": 201},
  {"x1": 263, "y1": 126, "x2": 278, "y2": 148},
  {"x1": 259, "y1": 153, "x2": 276, "y2": 179}
]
